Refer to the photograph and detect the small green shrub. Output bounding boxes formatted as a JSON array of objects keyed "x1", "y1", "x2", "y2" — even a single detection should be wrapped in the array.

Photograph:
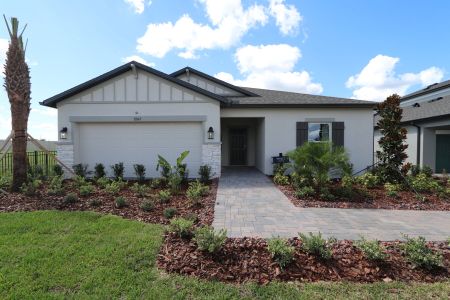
[
  {"x1": 115, "y1": 196, "x2": 127, "y2": 208},
  {"x1": 140, "y1": 199, "x2": 155, "y2": 212},
  {"x1": 186, "y1": 180, "x2": 209, "y2": 205},
  {"x1": 150, "y1": 178, "x2": 165, "y2": 189},
  {"x1": 273, "y1": 163, "x2": 289, "y2": 176},
  {"x1": 0, "y1": 175, "x2": 12, "y2": 190},
  {"x1": 96, "y1": 176, "x2": 111, "y2": 189},
  {"x1": 193, "y1": 226, "x2": 227, "y2": 253},
  {"x1": 357, "y1": 172, "x2": 380, "y2": 188},
  {"x1": 89, "y1": 199, "x2": 102, "y2": 207},
  {"x1": 267, "y1": 237, "x2": 295, "y2": 269},
  {"x1": 299, "y1": 232, "x2": 334, "y2": 260},
  {"x1": 290, "y1": 172, "x2": 312, "y2": 190},
  {"x1": 319, "y1": 189, "x2": 335, "y2": 201},
  {"x1": 384, "y1": 182, "x2": 401, "y2": 198},
  {"x1": 158, "y1": 189, "x2": 171, "y2": 203},
  {"x1": 273, "y1": 173, "x2": 289, "y2": 185},
  {"x1": 401, "y1": 234, "x2": 443, "y2": 269},
  {"x1": 47, "y1": 176, "x2": 65, "y2": 196},
  {"x1": 168, "y1": 173, "x2": 183, "y2": 194},
  {"x1": 72, "y1": 175, "x2": 87, "y2": 188},
  {"x1": 198, "y1": 165, "x2": 212, "y2": 183},
  {"x1": 72, "y1": 164, "x2": 90, "y2": 178},
  {"x1": 294, "y1": 186, "x2": 315, "y2": 198},
  {"x1": 133, "y1": 164, "x2": 146, "y2": 182},
  {"x1": 355, "y1": 236, "x2": 387, "y2": 261},
  {"x1": 94, "y1": 163, "x2": 106, "y2": 179},
  {"x1": 341, "y1": 175, "x2": 355, "y2": 189},
  {"x1": 130, "y1": 182, "x2": 150, "y2": 198},
  {"x1": 163, "y1": 207, "x2": 177, "y2": 219},
  {"x1": 410, "y1": 173, "x2": 441, "y2": 193},
  {"x1": 52, "y1": 164, "x2": 64, "y2": 177},
  {"x1": 184, "y1": 213, "x2": 198, "y2": 223},
  {"x1": 20, "y1": 179, "x2": 42, "y2": 196},
  {"x1": 28, "y1": 165, "x2": 45, "y2": 180},
  {"x1": 169, "y1": 218, "x2": 194, "y2": 238},
  {"x1": 79, "y1": 183, "x2": 95, "y2": 197},
  {"x1": 105, "y1": 181, "x2": 121, "y2": 195},
  {"x1": 64, "y1": 193, "x2": 78, "y2": 204},
  {"x1": 111, "y1": 162, "x2": 124, "y2": 180}
]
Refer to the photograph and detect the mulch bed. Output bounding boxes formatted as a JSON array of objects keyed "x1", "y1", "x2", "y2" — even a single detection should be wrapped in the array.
[
  {"x1": 158, "y1": 234, "x2": 450, "y2": 284},
  {"x1": 276, "y1": 182, "x2": 450, "y2": 211},
  {"x1": 0, "y1": 179, "x2": 218, "y2": 225}
]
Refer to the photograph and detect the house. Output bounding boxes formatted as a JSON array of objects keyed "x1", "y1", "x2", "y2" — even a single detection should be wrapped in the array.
[
  {"x1": 374, "y1": 80, "x2": 450, "y2": 174},
  {"x1": 40, "y1": 62, "x2": 376, "y2": 178}
]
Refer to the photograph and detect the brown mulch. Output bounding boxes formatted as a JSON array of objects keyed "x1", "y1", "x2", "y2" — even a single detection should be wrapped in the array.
[
  {"x1": 277, "y1": 183, "x2": 450, "y2": 211},
  {"x1": 0, "y1": 179, "x2": 218, "y2": 225},
  {"x1": 158, "y1": 234, "x2": 450, "y2": 284}
]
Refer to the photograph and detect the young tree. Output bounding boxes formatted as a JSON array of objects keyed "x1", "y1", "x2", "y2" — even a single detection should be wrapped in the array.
[
  {"x1": 376, "y1": 94, "x2": 409, "y2": 183},
  {"x1": 3, "y1": 16, "x2": 31, "y2": 191}
]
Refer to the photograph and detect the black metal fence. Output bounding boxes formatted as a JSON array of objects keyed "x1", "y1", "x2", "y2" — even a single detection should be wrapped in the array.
[{"x1": 0, "y1": 151, "x2": 58, "y2": 176}]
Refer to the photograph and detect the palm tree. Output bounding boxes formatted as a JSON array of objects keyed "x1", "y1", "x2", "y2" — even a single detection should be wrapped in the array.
[{"x1": 3, "y1": 16, "x2": 31, "y2": 191}]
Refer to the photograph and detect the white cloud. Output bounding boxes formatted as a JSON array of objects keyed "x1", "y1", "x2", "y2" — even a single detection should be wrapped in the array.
[
  {"x1": 215, "y1": 44, "x2": 323, "y2": 94},
  {"x1": 269, "y1": 0, "x2": 302, "y2": 35},
  {"x1": 346, "y1": 55, "x2": 444, "y2": 101},
  {"x1": 0, "y1": 38, "x2": 8, "y2": 77},
  {"x1": 136, "y1": 0, "x2": 268, "y2": 58},
  {"x1": 124, "y1": 0, "x2": 151, "y2": 14},
  {"x1": 121, "y1": 55, "x2": 155, "y2": 67}
]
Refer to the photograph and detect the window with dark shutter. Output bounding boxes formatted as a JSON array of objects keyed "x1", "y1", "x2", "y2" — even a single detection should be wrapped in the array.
[
  {"x1": 332, "y1": 121, "x2": 345, "y2": 147},
  {"x1": 296, "y1": 122, "x2": 308, "y2": 147}
]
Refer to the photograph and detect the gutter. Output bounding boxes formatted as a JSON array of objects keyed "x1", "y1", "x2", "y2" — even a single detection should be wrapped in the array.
[{"x1": 411, "y1": 123, "x2": 421, "y2": 166}]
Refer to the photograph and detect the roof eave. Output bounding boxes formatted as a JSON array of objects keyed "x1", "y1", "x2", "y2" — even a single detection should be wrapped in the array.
[{"x1": 226, "y1": 103, "x2": 377, "y2": 109}]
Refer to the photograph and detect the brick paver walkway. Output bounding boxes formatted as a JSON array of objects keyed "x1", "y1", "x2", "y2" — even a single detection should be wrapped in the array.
[{"x1": 212, "y1": 167, "x2": 450, "y2": 240}]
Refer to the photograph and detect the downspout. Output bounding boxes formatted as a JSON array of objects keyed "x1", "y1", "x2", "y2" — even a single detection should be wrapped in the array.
[{"x1": 411, "y1": 123, "x2": 421, "y2": 166}]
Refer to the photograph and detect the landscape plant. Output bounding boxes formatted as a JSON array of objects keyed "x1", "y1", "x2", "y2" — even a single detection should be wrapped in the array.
[
  {"x1": 79, "y1": 183, "x2": 94, "y2": 197},
  {"x1": 96, "y1": 176, "x2": 111, "y2": 189},
  {"x1": 356, "y1": 172, "x2": 380, "y2": 188},
  {"x1": 186, "y1": 180, "x2": 209, "y2": 206},
  {"x1": 355, "y1": 236, "x2": 387, "y2": 261},
  {"x1": 163, "y1": 207, "x2": 177, "y2": 219},
  {"x1": 401, "y1": 234, "x2": 443, "y2": 269},
  {"x1": 130, "y1": 182, "x2": 150, "y2": 198},
  {"x1": 198, "y1": 165, "x2": 212, "y2": 183},
  {"x1": 94, "y1": 163, "x2": 106, "y2": 179},
  {"x1": 20, "y1": 179, "x2": 42, "y2": 196},
  {"x1": 111, "y1": 162, "x2": 124, "y2": 180},
  {"x1": 267, "y1": 237, "x2": 295, "y2": 269},
  {"x1": 299, "y1": 232, "x2": 335, "y2": 260},
  {"x1": 169, "y1": 217, "x2": 194, "y2": 238},
  {"x1": 168, "y1": 173, "x2": 182, "y2": 194},
  {"x1": 384, "y1": 182, "x2": 401, "y2": 198},
  {"x1": 63, "y1": 193, "x2": 78, "y2": 204},
  {"x1": 133, "y1": 164, "x2": 146, "y2": 182},
  {"x1": 115, "y1": 196, "x2": 127, "y2": 208},
  {"x1": 273, "y1": 173, "x2": 289, "y2": 185},
  {"x1": 0, "y1": 175, "x2": 12, "y2": 190},
  {"x1": 73, "y1": 164, "x2": 90, "y2": 178},
  {"x1": 193, "y1": 226, "x2": 227, "y2": 253},
  {"x1": 158, "y1": 189, "x2": 171, "y2": 203},
  {"x1": 47, "y1": 175, "x2": 65, "y2": 196},
  {"x1": 52, "y1": 164, "x2": 64, "y2": 176},
  {"x1": 140, "y1": 199, "x2": 155, "y2": 212},
  {"x1": 105, "y1": 181, "x2": 121, "y2": 195}
]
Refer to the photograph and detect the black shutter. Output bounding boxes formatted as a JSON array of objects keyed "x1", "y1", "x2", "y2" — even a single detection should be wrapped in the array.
[
  {"x1": 332, "y1": 122, "x2": 345, "y2": 147},
  {"x1": 296, "y1": 122, "x2": 308, "y2": 147}
]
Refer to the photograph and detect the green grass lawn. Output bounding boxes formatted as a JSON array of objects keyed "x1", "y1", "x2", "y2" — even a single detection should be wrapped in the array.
[{"x1": 0, "y1": 211, "x2": 448, "y2": 299}]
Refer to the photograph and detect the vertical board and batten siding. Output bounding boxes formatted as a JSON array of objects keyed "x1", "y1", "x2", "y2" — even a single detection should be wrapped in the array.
[{"x1": 176, "y1": 73, "x2": 245, "y2": 97}]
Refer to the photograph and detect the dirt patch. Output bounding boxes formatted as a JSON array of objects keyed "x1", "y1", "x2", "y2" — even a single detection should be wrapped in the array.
[{"x1": 158, "y1": 234, "x2": 450, "y2": 284}]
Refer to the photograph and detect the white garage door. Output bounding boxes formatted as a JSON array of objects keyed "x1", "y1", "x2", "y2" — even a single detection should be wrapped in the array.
[{"x1": 78, "y1": 122, "x2": 203, "y2": 178}]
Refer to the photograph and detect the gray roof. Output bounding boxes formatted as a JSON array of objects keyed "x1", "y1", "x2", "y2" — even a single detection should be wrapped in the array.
[
  {"x1": 401, "y1": 79, "x2": 450, "y2": 101},
  {"x1": 228, "y1": 87, "x2": 376, "y2": 108}
]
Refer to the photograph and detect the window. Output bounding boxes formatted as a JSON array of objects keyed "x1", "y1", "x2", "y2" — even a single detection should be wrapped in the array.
[{"x1": 308, "y1": 123, "x2": 330, "y2": 142}]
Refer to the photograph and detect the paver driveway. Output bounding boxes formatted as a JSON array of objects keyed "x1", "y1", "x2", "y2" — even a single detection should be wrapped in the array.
[{"x1": 212, "y1": 167, "x2": 450, "y2": 240}]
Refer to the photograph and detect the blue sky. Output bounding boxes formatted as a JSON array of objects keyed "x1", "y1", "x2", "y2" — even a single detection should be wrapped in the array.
[{"x1": 1, "y1": 0, "x2": 449, "y2": 140}]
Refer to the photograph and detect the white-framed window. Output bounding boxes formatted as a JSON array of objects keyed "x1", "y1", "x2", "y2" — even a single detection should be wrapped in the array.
[{"x1": 308, "y1": 123, "x2": 331, "y2": 142}]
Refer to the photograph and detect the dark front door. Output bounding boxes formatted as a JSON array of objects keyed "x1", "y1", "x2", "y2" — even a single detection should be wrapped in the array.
[
  {"x1": 436, "y1": 134, "x2": 450, "y2": 173},
  {"x1": 230, "y1": 128, "x2": 247, "y2": 165}
]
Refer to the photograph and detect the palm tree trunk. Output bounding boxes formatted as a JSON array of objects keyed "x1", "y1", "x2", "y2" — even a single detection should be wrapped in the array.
[{"x1": 11, "y1": 103, "x2": 29, "y2": 190}]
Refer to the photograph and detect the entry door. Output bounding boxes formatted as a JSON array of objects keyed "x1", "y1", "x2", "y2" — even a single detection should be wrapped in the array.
[
  {"x1": 230, "y1": 128, "x2": 247, "y2": 165},
  {"x1": 436, "y1": 135, "x2": 450, "y2": 173}
]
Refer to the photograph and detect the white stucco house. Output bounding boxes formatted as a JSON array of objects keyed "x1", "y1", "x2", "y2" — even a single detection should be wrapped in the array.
[
  {"x1": 40, "y1": 62, "x2": 376, "y2": 178},
  {"x1": 374, "y1": 80, "x2": 450, "y2": 173}
]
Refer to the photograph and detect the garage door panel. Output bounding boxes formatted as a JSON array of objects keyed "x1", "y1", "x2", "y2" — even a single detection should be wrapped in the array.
[{"x1": 78, "y1": 122, "x2": 202, "y2": 178}]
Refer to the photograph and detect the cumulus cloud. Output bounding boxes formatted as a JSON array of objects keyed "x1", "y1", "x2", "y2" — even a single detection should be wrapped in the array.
[
  {"x1": 1, "y1": 38, "x2": 8, "y2": 77},
  {"x1": 136, "y1": 0, "x2": 268, "y2": 58},
  {"x1": 346, "y1": 55, "x2": 444, "y2": 101},
  {"x1": 124, "y1": 0, "x2": 151, "y2": 14},
  {"x1": 215, "y1": 44, "x2": 323, "y2": 94},
  {"x1": 269, "y1": 0, "x2": 302, "y2": 35},
  {"x1": 121, "y1": 55, "x2": 155, "y2": 67}
]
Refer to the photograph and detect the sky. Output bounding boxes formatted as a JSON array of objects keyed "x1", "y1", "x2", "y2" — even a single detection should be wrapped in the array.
[{"x1": 1, "y1": 0, "x2": 449, "y2": 141}]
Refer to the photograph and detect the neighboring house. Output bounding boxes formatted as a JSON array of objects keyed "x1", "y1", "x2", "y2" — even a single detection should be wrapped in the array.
[
  {"x1": 374, "y1": 80, "x2": 450, "y2": 173},
  {"x1": 40, "y1": 62, "x2": 376, "y2": 178}
]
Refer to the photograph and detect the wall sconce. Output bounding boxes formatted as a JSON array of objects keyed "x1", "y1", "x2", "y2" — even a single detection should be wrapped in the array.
[
  {"x1": 207, "y1": 126, "x2": 214, "y2": 140},
  {"x1": 60, "y1": 127, "x2": 68, "y2": 140}
]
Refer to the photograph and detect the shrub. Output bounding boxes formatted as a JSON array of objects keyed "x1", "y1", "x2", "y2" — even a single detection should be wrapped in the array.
[
  {"x1": 133, "y1": 164, "x2": 146, "y2": 182},
  {"x1": 111, "y1": 163, "x2": 124, "y2": 180},
  {"x1": 52, "y1": 164, "x2": 64, "y2": 177},
  {"x1": 175, "y1": 151, "x2": 190, "y2": 181},
  {"x1": 267, "y1": 237, "x2": 295, "y2": 269},
  {"x1": 291, "y1": 172, "x2": 313, "y2": 190},
  {"x1": 384, "y1": 182, "x2": 401, "y2": 198},
  {"x1": 140, "y1": 199, "x2": 155, "y2": 212},
  {"x1": 319, "y1": 189, "x2": 335, "y2": 201},
  {"x1": 193, "y1": 226, "x2": 227, "y2": 253},
  {"x1": 186, "y1": 180, "x2": 209, "y2": 205},
  {"x1": 47, "y1": 176, "x2": 65, "y2": 196},
  {"x1": 72, "y1": 175, "x2": 87, "y2": 188},
  {"x1": 150, "y1": 178, "x2": 164, "y2": 189},
  {"x1": 294, "y1": 186, "x2": 315, "y2": 198},
  {"x1": 401, "y1": 234, "x2": 443, "y2": 269},
  {"x1": 355, "y1": 236, "x2": 387, "y2": 261},
  {"x1": 79, "y1": 183, "x2": 95, "y2": 197},
  {"x1": 356, "y1": 172, "x2": 380, "y2": 188},
  {"x1": 299, "y1": 232, "x2": 334, "y2": 260},
  {"x1": 163, "y1": 207, "x2": 177, "y2": 219},
  {"x1": 28, "y1": 165, "x2": 45, "y2": 180},
  {"x1": 20, "y1": 179, "x2": 42, "y2": 196},
  {"x1": 105, "y1": 181, "x2": 121, "y2": 195},
  {"x1": 94, "y1": 163, "x2": 106, "y2": 179},
  {"x1": 185, "y1": 213, "x2": 198, "y2": 223},
  {"x1": 198, "y1": 165, "x2": 212, "y2": 183},
  {"x1": 158, "y1": 189, "x2": 171, "y2": 203},
  {"x1": 410, "y1": 173, "x2": 441, "y2": 193},
  {"x1": 0, "y1": 175, "x2": 12, "y2": 190},
  {"x1": 156, "y1": 155, "x2": 172, "y2": 179},
  {"x1": 273, "y1": 173, "x2": 289, "y2": 185},
  {"x1": 273, "y1": 163, "x2": 289, "y2": 176},
  {"x1": 72, "y1": 164, "x2": 89, "y2": 178},
  {"x1": 115, "y1": 196, "x2": 127, "y2": 208},
  {"x1": 63, "y1": 193, "x2": 78, "y2": 204},
  {"x1": 89, "y1": 199, "x2": 102, "y2": 207},
  {"x1": 157, "y1": 151, "x2": 190, "y2": 181},
  {"x1": 341, "y1": 175, "x2": 355, "y2": 189},
  {"x1": 169, "y1": 218, "x2": 194, "y2": 238},
  {"x1": 130, "y1": 182, "x2": 150, "y2": 198},
  {"x1": 168, "y1": 173, "x2": 182, "y2": 194},
  {"x1": 96, "y1": 176, "x2": 111, "y2": 189}
]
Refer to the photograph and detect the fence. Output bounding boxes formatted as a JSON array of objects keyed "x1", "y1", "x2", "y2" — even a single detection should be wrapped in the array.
[{"x1": 0, "y1": 151, "x2": 58, "y2": 176}]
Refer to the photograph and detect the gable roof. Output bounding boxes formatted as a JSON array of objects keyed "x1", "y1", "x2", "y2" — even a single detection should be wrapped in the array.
[
  {"x1": 401, "y1": 79, "x2": 450, "y2": 101},
  {"x1": 40, "y1": 61, "x2": 230, "y2": 108},
  {"x1": 170, "y1": 66, "x2": 259, "y2": 97},
  {"x1": 227, "y1": 87, "x2": 377, "y2": 108}
]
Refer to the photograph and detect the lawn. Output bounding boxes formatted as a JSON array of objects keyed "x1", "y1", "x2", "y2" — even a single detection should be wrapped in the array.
[{"x1": 0, "y1": 211, "x2": 449, "y2": 299}]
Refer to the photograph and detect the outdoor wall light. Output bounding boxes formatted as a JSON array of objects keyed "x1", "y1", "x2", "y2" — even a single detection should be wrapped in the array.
[
  {"x1": 60, "y1": 127, "x2": 68, "y2": 140},
  {"x1": 207, "y1": 126, "x2": 214, "y2": 140}
]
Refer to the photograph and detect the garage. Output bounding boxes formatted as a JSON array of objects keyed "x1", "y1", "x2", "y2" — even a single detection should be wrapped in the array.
[{"x1": 77, "y1": 122, "x2": 203, "y2": 178}]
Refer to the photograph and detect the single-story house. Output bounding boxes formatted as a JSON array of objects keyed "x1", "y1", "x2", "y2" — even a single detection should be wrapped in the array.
[
  {"x1": 40, "y1": 62, "x2": 376, "y2": 178},
  {"x1": 374, "y1": 80, "x2": 450, "y2": 173}
]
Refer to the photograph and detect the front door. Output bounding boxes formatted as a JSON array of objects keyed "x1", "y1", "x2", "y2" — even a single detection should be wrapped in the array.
[
  {"x1": 436, "y1": 134, "x2": 450, "y2": 173},
  {"x1": 230, "y1": 128, "x2": 247, "y2": 165}
]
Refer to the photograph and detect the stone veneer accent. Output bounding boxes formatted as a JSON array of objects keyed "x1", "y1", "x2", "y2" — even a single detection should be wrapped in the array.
[
  {"x1": 201, "y1": 143, "x2": 221, "y2": 178},
  {"x1": 56, "y1": 143, "x2": 74, "y2": 178}
]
